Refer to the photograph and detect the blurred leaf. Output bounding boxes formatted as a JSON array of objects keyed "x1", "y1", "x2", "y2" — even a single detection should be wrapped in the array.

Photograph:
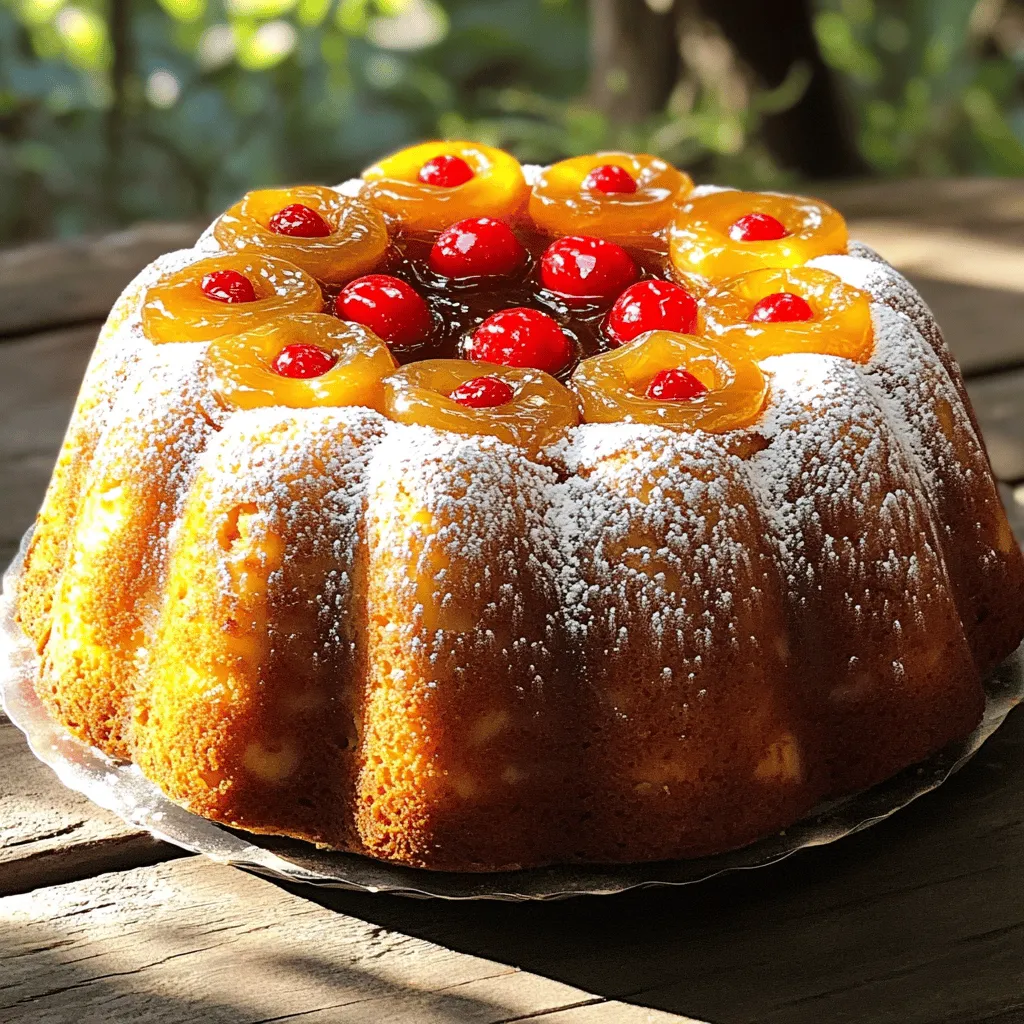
[
  {"x1": 55, "y1": 6, "x2": 110, "y2": 70},
  {"x1": 18, "y1": 0, "x2": 64, "y2": 29},
  {"x1": 296, "y1": 0, "x2": 329, "y2": 26},
  {"x1": 227, "y1": 0, "x2": 296, "y2": 19},
  {"x1": 336, "y1": 0, "x2": 370, "y2": 34},
  {"x1": 236, "y1": 19, "x2": 297, "y2": 68},
  {"x1": 814, "y1": 10, "x2": 881, "y2": 83},
  {"x1": 753, "y1": 60, "x2": 812, "y2": 115},
  {"x1": 4, "y1": 0, "x2": 1024, "y2": 244},
  {"x1": 156, "y1": 0, "x2": 206, "y2": 24},
  {"x1": 816, "y1": 0, "x2": 1024, "y2": 177}
]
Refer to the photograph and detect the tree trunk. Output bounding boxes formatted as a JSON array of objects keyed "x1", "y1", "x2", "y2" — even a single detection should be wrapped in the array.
[
  {"x1": 697, "y1": 0, "x2": 865, "y2": 178},
  {"x1": 588, "y1": 0, "x2": 680, "y2": 123}
]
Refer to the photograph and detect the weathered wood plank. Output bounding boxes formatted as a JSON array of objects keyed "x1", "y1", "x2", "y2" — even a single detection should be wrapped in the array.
[
  {"x1": 0, "y1": 323, "x2": 97, "y2": 569},
  {"x1": 918, "y1": 275, "x2": 1024, "y2": 377},
  {"x1": 999, "y1": 482, "x2": 1024, "y2": 543},
  {"x1": 0, "y1": 717, "x2": 178, "y2": 897},
  {"x1": 527, "y1": 1005, "x2": 686, "y2": 1023},
  {"x1": 0, "y1": 223, "x2": 201, "y2": 337},
  {"x1": 852, "y1": 221, "x2": 1024, "y2": 294},
  {"x1": 823, "y1": 178, "x2": 1024, "y2": 241},
  {"x1": 0, "y1": 857, "x2": 702, "y2": 1024},
  {"x1": 968, "y1": 370, "x2": 1024, "y2": 482},
  {"x1": 279, "y1": 700, "x2": 1024, "y2": 1024},
  {"x1": 848, "y1": 220, "x2": 1024, "y2": 375}
]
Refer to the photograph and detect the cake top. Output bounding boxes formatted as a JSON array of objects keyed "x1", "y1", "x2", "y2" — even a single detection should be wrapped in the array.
[{"x1": 138, "y1": 141, "x2": 875, "y2": 453}]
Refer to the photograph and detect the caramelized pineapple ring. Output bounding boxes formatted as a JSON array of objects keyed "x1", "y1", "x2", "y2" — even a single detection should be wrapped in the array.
[
  {"x1": 670, "y1": 190, "x2": 847, "y2": 281},
  {"x1": 701, "y1": 267, "x2": 874, "y2": 363},
  {"x1": 141, "y1": 254, "x2": 323, "y2": 345},
  {"x1": 209, "y1": 313, "x2": 397, "y2": 411},
  {"x1": 570, "y1": 331, "x2": 767, "y2": 431},
  {"x1": 213, "y1": 186, "x2": 389, "y2": 285},
  {"x1": 529, "y1": 152, "x2": 693, "y2": 242},
  {"x1": 383, "y1": 359, "x2": 579, "y2": 452},
  {"x1": 361, "y1": 141, "x2": 529, "y2": 233}
]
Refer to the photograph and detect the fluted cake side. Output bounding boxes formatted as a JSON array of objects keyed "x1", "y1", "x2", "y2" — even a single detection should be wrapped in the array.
[{"x1": 15, "y1": 151, "x2": 1024, "y2": 870}]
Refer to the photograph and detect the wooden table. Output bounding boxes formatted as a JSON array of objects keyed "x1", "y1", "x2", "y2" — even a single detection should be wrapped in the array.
[{"x1": 6, "y1": 182, "x2": 1024, "y2": 1023}]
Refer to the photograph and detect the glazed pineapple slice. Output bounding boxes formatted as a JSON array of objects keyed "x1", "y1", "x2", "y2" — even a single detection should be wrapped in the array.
[
  {"x1": 208, "y1": 312, "x2": 397, "y2": 412},
  {"x1": 361, "y1": 141, "x2": 529, "y2": 233},
  {"x1": 213, "y1": 185, "x2": 388, "y2": 285},
  {"x1": 671, "y1": 190, "x2": 848, "y2": 281},
  {"x1": 141, "y1": 254, "x2": 323, "y2": 345},
  {"x1": 529, "y1": 151, "x2": 692, "y2": 243},
  {"x1": 383, "y1": 359, "x2": 580, "y2": 453},
  {"x1": 700, "y1": 267, "x2": 874, "y2": 363},
  {"x1": 570, "y1": 330, "x2": 767, "y2": 431}
]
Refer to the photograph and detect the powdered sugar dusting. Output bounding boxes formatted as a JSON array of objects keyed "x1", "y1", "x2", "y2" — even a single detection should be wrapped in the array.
[
  {"x1": 191, "y1": 404, "x2": 389, "y2": 541},
  {"x1": 74, "y1": 342, "x2": 220, "y2": 620},
  {"x1": 362, "y1": 423, "x2": 561, "y2": 672},
  {"x1": 25, "y1": 167, "x2": 1024, "y2": 867},
  {"x1": 72, "y1": 248, "x2": 203, "y2": 431},
  {"x1": 744, "y1": 351, "x2": 973, "y2": 703},
  {"x1": 71, "y1": 220, "x2": 1005, "y2": 666},
  {"x1": 87, "y1": 342, "x2": 219, "y2": 511},
  {"x1": 45, "y1": 185, "x2": 1015, "y2": 739},
  {"x1": 545, "y1": 424, "x2": 781, "y2": 678}
]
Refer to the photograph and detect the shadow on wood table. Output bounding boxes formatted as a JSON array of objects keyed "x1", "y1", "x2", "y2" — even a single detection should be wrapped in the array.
[{"x1": 291, "y1": 705, "x2": 1024, "y2": 1024}]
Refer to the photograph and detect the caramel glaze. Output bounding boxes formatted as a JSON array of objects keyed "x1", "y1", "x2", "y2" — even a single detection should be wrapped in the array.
[{"x1": 325, "y1": 223, "x2": 675, "y2": 381}]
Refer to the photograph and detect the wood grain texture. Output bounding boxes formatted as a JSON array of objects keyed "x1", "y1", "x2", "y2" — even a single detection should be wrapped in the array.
[
  {"x1": 0, "y1": 717, "x2": 178, "y2": 897},
  {"x1": 0, "y1": 857, "x2": 701, "y2": 1024},
  {"x1": 0, "y1": 323, "x2": 98, "y2": 569},
  {"x1": 917, "y1": 276, "x2": 1024, "y2": 376},
  {"x1": 6, "y1": 702, "x2": 1024, "y2": 1024},
  {"x1": 271, "y1": 699, "x2": 1024, "y2": 1024},
  {"x1": 968, "y1": 370, "x2": 1024, "y2": 482},
  {"x1": 0, "y1": 223, "x2": 201, "y2": 337},
  {"x1": 822, "y1": 178, "x2": 1024, "y2": 240},
  {"x1": 850, "y1": 222, "x2": 1024, "y2": 375}
]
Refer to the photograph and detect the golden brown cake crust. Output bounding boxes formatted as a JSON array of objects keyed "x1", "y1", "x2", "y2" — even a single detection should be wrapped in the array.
[{"x1": 15, "y1": 169, "x2": 1024, "y2": 871}]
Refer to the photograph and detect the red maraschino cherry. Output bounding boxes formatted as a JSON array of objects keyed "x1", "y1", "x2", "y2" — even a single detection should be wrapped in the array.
[
  {"x1": 728, "y1": 212, "x2": 789, "y2": 242},
  {"x1": 429, "y1": 217, "x2": 527, "y2": 278},
  {"x1": 336, "y1": 274, "x2": 432, "y2": 348},
  {"x1": 583, "y1": 164, "x2": 638, "y2": 195},
  {"x1": 645, "y1": 367, "x2": 708, "y2": 401},
  {"x1": 418, "y1": 154, "x2": 475, "y2": 188},
  {"x1": 748, "y1": 291, "x2": 815, "y2": 323},
  {"x1": 272, "y1": 343, "x2": 337, "y2": 379},
  {"x1": 201, "y1": 269, "x2": 257, "y2": 304},
  {"x1": 268, "y1": 203, "x2": 333, "y2": 238},
  {"x1": 540, "y1": 235, "x2": 638, "y2": 304},
  {"x1": 605, "y1": 279, "x2": 698, "y2": 346},
  {"x1": 450, "y1": 375, "x2": 515, "y2": 408},
  {"x1": 466, "y1": 307, "x2": 573, "y2": 375}
]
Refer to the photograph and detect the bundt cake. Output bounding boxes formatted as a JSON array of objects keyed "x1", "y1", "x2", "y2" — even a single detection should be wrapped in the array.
[{"x1": 13, "y1": 142, "x2": 1024, "y2": 871}]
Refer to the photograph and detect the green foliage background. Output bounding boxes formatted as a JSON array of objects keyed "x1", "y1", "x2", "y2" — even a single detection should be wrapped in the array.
[{"x1": 1, "y1": 0, "x2": 1023, "y2": 241}]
